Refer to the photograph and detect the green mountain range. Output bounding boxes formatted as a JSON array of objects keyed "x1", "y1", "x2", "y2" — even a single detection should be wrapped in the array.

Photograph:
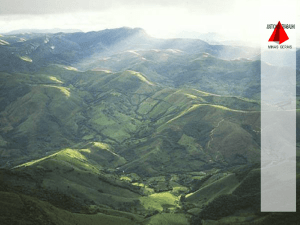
[{"x1": 0, "y1": 27, "x2": 299, "y2": 225}]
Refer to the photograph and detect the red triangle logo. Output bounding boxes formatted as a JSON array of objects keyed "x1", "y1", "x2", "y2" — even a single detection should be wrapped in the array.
[{"x1": 268, "y1": 21, "x2": 289, "y2": 44}]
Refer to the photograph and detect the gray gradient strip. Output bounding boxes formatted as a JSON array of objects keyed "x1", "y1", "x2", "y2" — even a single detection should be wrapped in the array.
[{"x1": 261, "y1": 39, "x2": 296, "y2": 211}]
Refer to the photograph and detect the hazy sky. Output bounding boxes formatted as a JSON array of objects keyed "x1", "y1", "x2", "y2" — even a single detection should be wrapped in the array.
[{"x1": 0, "y1": 0, "x2": 298, "y2": 46}]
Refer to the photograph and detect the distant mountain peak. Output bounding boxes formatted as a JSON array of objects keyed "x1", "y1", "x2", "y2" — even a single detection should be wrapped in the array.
[{"x1": 5, "y1": 28, "x2": 82, "y2": 35}]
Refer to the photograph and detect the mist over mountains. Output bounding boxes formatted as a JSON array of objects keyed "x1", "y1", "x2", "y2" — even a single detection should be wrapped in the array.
[
  {"x1": 4, "y1": 28, "x2": 83, "y2": 35},
  {"x1": 0, "y1": 27, "x2": 299, "y2": 225}
]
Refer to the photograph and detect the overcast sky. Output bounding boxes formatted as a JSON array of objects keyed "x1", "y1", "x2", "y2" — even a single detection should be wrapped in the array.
[{"x1": 0, "y1": 0, "x2": 298, "y2": 46}]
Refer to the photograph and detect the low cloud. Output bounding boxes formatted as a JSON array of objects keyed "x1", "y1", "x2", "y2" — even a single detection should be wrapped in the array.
[{"x1": 0, "y1": 0, "x2": 235, "y2": 15}]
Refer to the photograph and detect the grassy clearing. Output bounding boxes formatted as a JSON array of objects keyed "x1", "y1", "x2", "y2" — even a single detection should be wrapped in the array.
[
  {"x1": 93, "y1": 142, "x2": 110, "y2": 150},
  {"x1": 43, "y1": 85, "x2": 70, "y2": 97},
  {"x1": 19, "y1": 55, "x2": 33, "y2": 62},
  {"x1": 13, "y1": 151, "x2": 59, "y2": 168},
  {"x1": 184, "y1": 93, "x2": 198, "y2": 99},
  {"x1": 14, "y1": 148, "x2": 101, "y2": 174},
  {"x1": 140, "y1": 192, "x2": 179, "y2": 212},
  {"x1": 48, "y1": 76, "x2": 63, "y2": 84},
  {"x1": 200, "y1": 104, "x2": 255, "y2": 112},
  {"x1": 127, "y1": 70, "x2": 154, "y2": 86},
  {"x1": 64, "y1": 66, "x2": 78, "y2": 71},
  {"x1": 120, "y1": 176, "x2": 132, "y2": 182}
]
